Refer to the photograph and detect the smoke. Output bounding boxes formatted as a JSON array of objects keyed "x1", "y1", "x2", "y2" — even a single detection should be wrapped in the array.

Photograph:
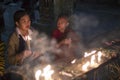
[
  {"x1": 3, "y1": 13, "x2": 100, "y2": 80},
  {"x1": 69, "y1": 13, "x2": 100, "y2": 49},
  {"x1": 69, "y1": 13, "x2": 120, "y2": 49},
  {"x1": 5, "y1": 13, "x2": 120, "y2": 80},
  {"x1": 5, "y1": 26, "x2": 86, "y2": 80},
  {"x1": 70, "y1": 13, "x2": 99, "y2": 30},
  {"x1": 5, "y1": 30, "x2": 75, "y2": 80}
]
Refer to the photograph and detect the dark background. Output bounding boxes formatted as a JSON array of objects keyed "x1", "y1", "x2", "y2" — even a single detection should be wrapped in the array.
[{"x1": 0, "y1": 0, "x2": 120, "y2": 47}]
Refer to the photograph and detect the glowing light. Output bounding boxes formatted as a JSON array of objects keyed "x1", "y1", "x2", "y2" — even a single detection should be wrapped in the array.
[
  {"x1": 27, "y1": 35, "x2": 32, "y2": 50},
  {"x1": 91, "y1": 55, "x2": 95, "y2": 65},
  {"x1": 42, "y1": 65, "x2": 54, "y2": 80},
  {"x1": 60, "y1": 71, "x2": 73, "y2": 77},
  {"x1": 35, "y1": 65, "x2": 54, "y2": 80},
  {"x1": 84, "y1": 50, "x2": 96, "y2": 57},
  {"x1": 90, "y1": 55, "x2": 99, "y2": 67},
  {"x1": 35, "y1": 70, "x2": 41, "y2": 80},
  {"x1": 27, "y1": 35, "x2": 32, "y2": 40},
  {"x1": 82, "y1": 61, "x2": 90, "y2": 71},
  {"x1": 71, "y1": 59, "x2": 76, "y2": 64},
  {"x1": 84, "y1": 52, "x2": 88, "y2": 57},
  {"x1": 97, "y1": 51, "x2": 102, "y2": 62}
]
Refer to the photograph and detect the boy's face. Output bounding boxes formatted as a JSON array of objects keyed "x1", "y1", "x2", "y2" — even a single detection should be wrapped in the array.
[
  {"x1": 16, "y1": 15, "x2": 31, "y2": 31},
  {"x1": 57, "y1": 17, "x2": 69, "y2": 30}
]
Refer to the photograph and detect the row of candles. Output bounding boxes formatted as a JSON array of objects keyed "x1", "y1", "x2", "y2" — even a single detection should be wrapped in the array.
[
  {"x1": 82, "y1": 50, "x2": 102, "y2": 71},
  {"x1": 71, "y1": 50, "x2": 103, "y2": 72},
  {"x1": 35, "y1": 65, "x2": 54, "y2": 80},
  {"x1": 27, "y1": 33, "x2": 104, "y2": 80},
  {"x1": 35, "y1": 50, "x2": 104, "y2": 80}
]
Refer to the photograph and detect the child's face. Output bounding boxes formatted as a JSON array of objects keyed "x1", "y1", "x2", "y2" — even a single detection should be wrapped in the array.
[
  {"x1": 57, "y1": 17, "x2": 69, "y2": 30},
  {"x1": 16, "y1": 15, "x2": 31, "y2": 31}
]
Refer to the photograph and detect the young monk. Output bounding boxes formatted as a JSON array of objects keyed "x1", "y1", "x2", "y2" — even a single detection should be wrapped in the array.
[{"x1": 52, "y1": 14, "x2": 80, "y2": 60}]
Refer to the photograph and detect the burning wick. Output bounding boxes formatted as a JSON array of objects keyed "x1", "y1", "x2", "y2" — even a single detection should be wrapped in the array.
[
  {"x1": 97, "y1": 51, "x2": 102, "y2": 62},
  {"x1": 35, "y1": 70, "x2": 41, "y2": 80},
  {"x1": 71, "y1": 59, "x2": 76, "y2": 64},
  {"x1": 42, "y1": 65, "x2": 54, "y2": 80},
  {"x1": 84, "y1": 50, "x2": 96, "y2": 57},
  {"x1": 82, "y1": 61, "x2": 90, "y2": 71}
]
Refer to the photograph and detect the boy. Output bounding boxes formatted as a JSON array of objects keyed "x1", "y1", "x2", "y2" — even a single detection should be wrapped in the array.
[
  {"x1": 52, "y1": 14, "x2": 80, "y2": 60},
  {"x1": 7, "y1": 10, "x2": 33, "y2": 66}
]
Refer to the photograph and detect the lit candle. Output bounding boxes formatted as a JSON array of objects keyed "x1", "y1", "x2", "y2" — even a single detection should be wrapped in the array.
[
  {"x1": 27, "y1": 35, "x2": 32, "y2": 50},
  {"x1": 35, "y1": 70, "x2": 41, "y2": 80},
  {"x1": 84, "y1": 50, "x2": 96, "y2": 57},
  {"x1": 90, "y1": 55, "x2": 98, "y2": 67},
  {"x1": 42, "y1": 65, "x2": 54, "y2": 80},
  {"x1": 71, "y1": 59, "x2": 76, "y2": 64},
  {"x1": 82, "y1": 61, "x2": 90, "y2": 71},
  {"x1": 97, "y1": 51, "x2": 102, "y2": 62}
]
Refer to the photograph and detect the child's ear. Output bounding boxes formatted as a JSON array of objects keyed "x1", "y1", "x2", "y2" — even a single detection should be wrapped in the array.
[{"x1": 16, "y1": 22, "x2": 19, "y2": 26}]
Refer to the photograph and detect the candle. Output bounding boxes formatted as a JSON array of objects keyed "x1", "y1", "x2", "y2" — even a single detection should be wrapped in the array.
[{"x1": 27, "y1": 35, "x2": 32, "y2": 50}]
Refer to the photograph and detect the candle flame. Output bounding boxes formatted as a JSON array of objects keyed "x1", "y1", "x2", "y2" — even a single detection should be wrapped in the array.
[
  {"x1": 60, "y1": 71, "x2": 73, "y2": 77},
  {"x1": 26, "y1": 35, "x2": 32, "y2": 50},
  {"x1": 35, "y1": 65, "x2": 54, "y2": 80},
  {"x1": 97, "y1": 51, "x2": 102, "y2": 62},
  {"x1": 90, "y1": 54, "x2": 99, "y2": 67},
  {"x1": 91, "y1": 55, "x2": 95, "y2": 65},
  {"x1": 35, "y1": 70, "x2": 41, "y2": 80},
  {"x1": 82, "y1": 50, "x2": 103, "y2": 72},
  {"x1": 42, "y1": 65, "x2": 54, "y2": 80},
  {"x1": 71, "y1": 59, "x2": 76, "y2": 64},
  {"x1": 27, "y1": 35, "x2": 32, "y2": 40},
  {"x1": 82, "y1": 61, "x2": 90, "y2": 71},
  {"x1": 84, "y1": 50, "x2": 96, "y2": 57}
]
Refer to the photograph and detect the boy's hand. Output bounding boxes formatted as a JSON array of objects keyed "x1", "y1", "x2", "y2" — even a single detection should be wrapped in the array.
[
  {"x1": 56, "y1": 38, "x2": 72, "y2": 48},
  {"x1": 32, "y1": 51, "x2": 41, "y2": 59},
  {"x1": 64, "y1": 38, "x2": 72, "y2": 45},
  {"x1": 23, "y1": 50, "x2": 32, "y2": 59}
]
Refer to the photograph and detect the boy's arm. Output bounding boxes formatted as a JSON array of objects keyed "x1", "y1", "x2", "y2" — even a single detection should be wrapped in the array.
[{"x1": 7, "y1": 34, "x2": 23, "y2": 65}]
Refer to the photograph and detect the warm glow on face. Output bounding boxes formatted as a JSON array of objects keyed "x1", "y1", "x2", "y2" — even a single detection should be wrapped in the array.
[
  {"x1": 35, "y1": 70, "x2": 41, "y2": 80},
  {"x1": 82, "y1": 61, "x2": 90, "y2": 71}
]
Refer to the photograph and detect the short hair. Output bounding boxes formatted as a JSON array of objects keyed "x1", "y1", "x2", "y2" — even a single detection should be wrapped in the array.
[
  {"x1": 57, "y1": 13, "x2": 70, "y2": 22},
  {"x1": 14, "y1": 10, "x2": 29, "y2": 22}
]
